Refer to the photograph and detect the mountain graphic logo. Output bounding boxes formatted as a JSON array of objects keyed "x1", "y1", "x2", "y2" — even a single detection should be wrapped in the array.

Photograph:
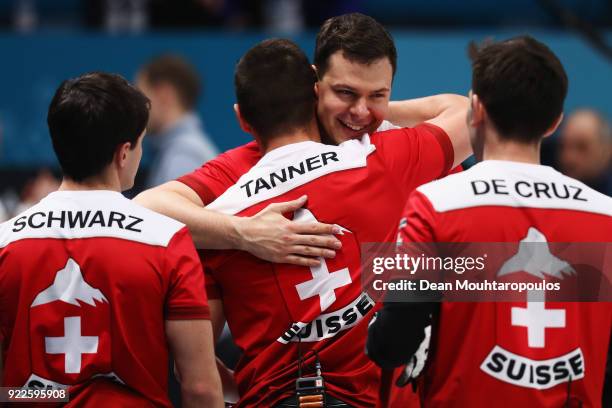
[
  {"x1": 498, "y1": 227, "x2": 576, "y2": 279},
  {"x1": 31, "y1": 258, "x2": 108, "y2": 307}
]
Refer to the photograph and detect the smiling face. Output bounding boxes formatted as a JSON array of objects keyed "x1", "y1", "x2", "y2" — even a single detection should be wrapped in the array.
[{"x1": 315, "y1": 51, "x2": 393, "y2": 144}]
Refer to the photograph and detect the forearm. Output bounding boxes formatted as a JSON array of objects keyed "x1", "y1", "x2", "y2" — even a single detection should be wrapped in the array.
[
  {"x1": 181, "y1": 384, "x2": 224, "y2": 408},
  {"x1": 166, "y1": 319, "x2": 224, "y2": 408},
  {"x1": 387, "y1": 94, "x2": 464, "y2": 127},
  {"x1": 136, "y1": 184, "x2": 339, "y2": 265},
  {"x1": 217, "y1": 357, "x2": 239, "y2": 403},
  {"x1": 135, "y1": 188, "x2": 243, "y2": 250}
]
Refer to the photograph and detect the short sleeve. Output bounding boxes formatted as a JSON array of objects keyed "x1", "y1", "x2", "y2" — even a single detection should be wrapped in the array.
[
  {"x1": 177, "y1": 141, "x2": 261, "y2": 205},
  {"x1": 164, "y1": 227, "x2": 210, "y2": 320},
  {"x1": 374, "y1": 123, "x2": 454, "y2": 195},
  {"x1": 177, "y1": 156, "x2": 242, "y2": 206},
  {"x1": 398, "y1": 190, "x2": 438, "y2": 244}
]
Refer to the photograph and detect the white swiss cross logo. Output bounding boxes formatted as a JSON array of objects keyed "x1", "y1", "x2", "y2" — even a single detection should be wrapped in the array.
[
  {"x1": 31, "y1": 258, "x2": 108, "y2": 375},
  {"x1": 511, "y1": 291, "x2": 566, "y2": 348},
  {"x1": 45, "y1": 316, "x2": 99, "y2": 374},
  {"x1": 293, "y1": 209, "x2": 352, "y2": 311},
  {"x1": 499, "y1": 227, "x2": 571, "y2": 348}
]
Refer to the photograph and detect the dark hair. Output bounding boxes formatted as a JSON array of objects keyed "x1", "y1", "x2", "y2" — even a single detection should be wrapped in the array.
[
  {"x1": 235, "y1": 39, "x2": 316, "y2": 140},
  {"x1": 314, "y1": 13, "x2": 397, "y2": 78},
  {"x1": 140, "y1": 54, "x2": 201, "y2": 110},
  {"x1": 469, "y1": 35, "x2": 568, "y2": 143},
  {"x1": 47, "y1": 72, "x2": 150, "y2": 182}
]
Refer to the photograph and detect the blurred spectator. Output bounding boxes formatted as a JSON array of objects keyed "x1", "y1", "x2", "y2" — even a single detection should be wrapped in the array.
[
  {"x1": 558, "y1": 109, "x2": 612, "y2": 195},
  {"x1": 0, "y1": 198, "x2": 7, "y2": 222},
  {"x1": 136, "y1": 54, "x2": 218, "y2": 189},
  {"x1": 14, "y1": 168, "x2": 60, "y2": 214},
  {"x1": 0, "y1": 168, "x2": 60, "y2": 222},
  {"x1": 13, "y1": 0, "x2": 38, "y2": 32},
  {"x1": 263, "y1": 0, "x2": 303, "y2": 32},
  {"x1": 85, "y1": 0, "x2": 149, "y2": 31}
]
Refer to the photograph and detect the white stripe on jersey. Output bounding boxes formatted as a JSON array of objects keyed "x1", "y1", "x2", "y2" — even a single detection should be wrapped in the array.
[
  {"x1": 417, "y1": 160, "x2": 612, "y2": 216},
  {"x1": 0, "y1": 190, "x2": 184, "y2": 248},
  {"x1": 208, "y1": 136, "x2": 376, "y2": 215},
  {"x1": 376, "y1": 120, "x2": 401, "y2": 132}
]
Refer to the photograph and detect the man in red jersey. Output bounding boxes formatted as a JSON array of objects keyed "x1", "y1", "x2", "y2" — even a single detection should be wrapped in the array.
[
  {"x1": 136, "y1": 13, "x2": 470, "y2": 268},
  {"x1": 367, "y1": 36, "x2": 612, "y2": 407},
  {"x1": 135, "y1": 13, "x2": 469, "y2": 407},
  {"x1": 196, "y1": 36, "x2": 465, "y2": 407},
  {"x1": 0, "y1": 73, "x2": 223, "y2": 407}
]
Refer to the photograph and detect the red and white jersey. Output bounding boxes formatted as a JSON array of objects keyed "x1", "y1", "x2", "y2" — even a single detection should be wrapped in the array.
[
  {"x1": 178, "y1": 120, "x2": 458, "y2": 206},
  {"x1": 399, "y1": 160, "x2": 612, "y2": 408},
  {"x1": 0, "y1": 190, "x2": 209, "y2": 407},
  {"x1": 202, "y1": 124, "x2": 454, "y2": 407}
]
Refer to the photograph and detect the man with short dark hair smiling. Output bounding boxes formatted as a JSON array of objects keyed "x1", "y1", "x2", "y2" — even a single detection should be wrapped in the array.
[{"x1": 195, "y1": 32, "x2": 469, "y2": 406}]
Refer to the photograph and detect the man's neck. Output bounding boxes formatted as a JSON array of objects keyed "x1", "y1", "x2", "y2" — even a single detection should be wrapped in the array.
[
  {"x1": 482, "y1": 129, "x2": 542, "y2": 165},
  {"x1": 259, "y1": 123, "x2": 321, "y2": 155},
  {"x1": 58, "y1": 174, "x2": 121, "y2": 192}
]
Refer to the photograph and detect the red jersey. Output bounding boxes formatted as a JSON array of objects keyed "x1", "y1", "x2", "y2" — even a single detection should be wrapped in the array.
[
  {"x1": 179, "y1": 121, "x2": 460, "y2": 206},
  {"x1": 0, "y1": 190, "x2": 209, "y2": 407},
  {"x1": 399, "y1": 160, "x2": 612, "y2": 407},
  {"x1": 201, "y1": 124, "x2": 454, "y2": 407}
]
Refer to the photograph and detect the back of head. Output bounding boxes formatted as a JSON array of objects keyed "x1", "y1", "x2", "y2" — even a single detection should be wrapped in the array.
[
  {"x1": 235, "y1": 38, "x2": 316, "y2": 140},
  {"x1": 47, "y1": 72, "x2": 150, "y2": 182},
  {"x1": 315, "y1": 13, "x2": 397, "y2": 78},
  {"x1": 469, "y1": 35, "x2": 568, "y2": 143},
  {"x1": 139, "y1": 54, "x2": 201, "y2": 110}
]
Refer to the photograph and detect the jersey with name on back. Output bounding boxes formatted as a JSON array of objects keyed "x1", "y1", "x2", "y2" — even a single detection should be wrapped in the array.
[
  {"x1": 399, "y1": 160, "x2": 612, "y2": 408},
  {"x1": 0, "y1": 190, "x2": 209, "y2": 407},
  {"x1": 177, "y1": 120, "x2": 453, "y2": 205},
  {"x1": 202, "y1": 123, "x2": 454, "y2": 408}
]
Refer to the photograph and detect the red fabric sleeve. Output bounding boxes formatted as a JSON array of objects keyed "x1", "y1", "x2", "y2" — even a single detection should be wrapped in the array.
[
  {"x1": 67, "y1": 379, "x2": 156, "y2": 408},
  {"x1": 196, "y1": 249, "x2": 222, "y2": 300},
  {"x1": 204, "y1": 266, "x2": 221, "y2": 300},
  {"x1": 177, "y1": 141, "x2": 261, "y2": 205},
  {"x1": 373, "y1": 123, "x2": 454, "y2": 195},
  {"x1": 399, "y1": 190, "x2": 438, "y2": 244},
  {"x1": 164, "y1": 227, "x2": 210, "y2": 320}
]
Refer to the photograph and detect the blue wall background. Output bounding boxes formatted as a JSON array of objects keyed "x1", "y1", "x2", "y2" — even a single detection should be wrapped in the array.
[{"x1": 0, "y1": 30, "x2": 610, "y2": 168}]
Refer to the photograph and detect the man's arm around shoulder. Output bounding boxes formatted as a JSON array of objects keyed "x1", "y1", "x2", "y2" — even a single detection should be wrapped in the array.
[
  {"x1": 135, "y1": 181, "x2": 341, "y2": 267},
  {"x1": 387, "y1": 94, "x2": 471, "y2": 168},
  {"x1": 135, "y1": 181, "x2": 219, "y2": 247}
]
